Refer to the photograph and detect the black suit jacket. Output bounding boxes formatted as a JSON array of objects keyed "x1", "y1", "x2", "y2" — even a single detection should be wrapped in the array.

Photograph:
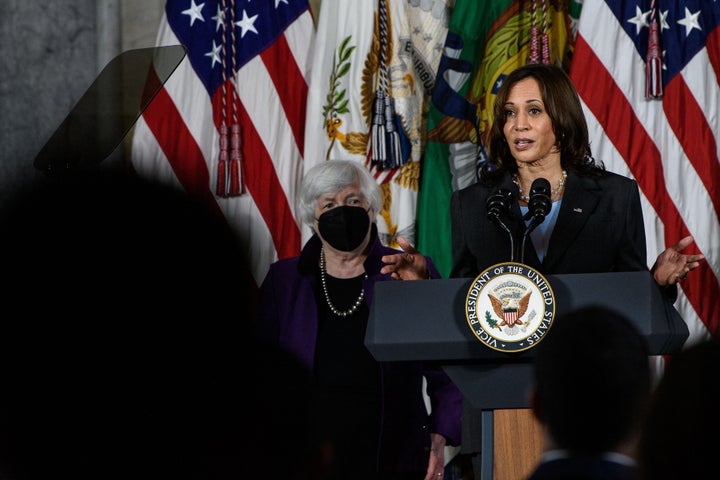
[
  {"x1": 451, "y1": 170, "x2": 655, "y2": 455},
  {"x1": 527, "y1": 456, "x2": 638, "y2": 480},
  {"x1": 450, "y1": 170, "x2": 648, "y2": 278}
]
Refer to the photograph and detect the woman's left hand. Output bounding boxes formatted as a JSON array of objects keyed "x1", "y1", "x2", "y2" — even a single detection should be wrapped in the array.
[
  {"x1": 380, "y1": 236, "x2": 430, "y2": 280},
  {"x1": 424, "y1": 433, "x2": 446, "y2": 480},
  {"x1": 653, "y1": 235, "x2": 705, "y2": 286}
]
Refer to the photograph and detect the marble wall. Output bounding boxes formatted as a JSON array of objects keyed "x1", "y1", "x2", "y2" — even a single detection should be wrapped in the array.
[
  {"x1": 0, "y1": 0, "x2": 163, "y2": 203},
  {"x1": 0, "y1": 0, "x2": 319, "y2": 203}
]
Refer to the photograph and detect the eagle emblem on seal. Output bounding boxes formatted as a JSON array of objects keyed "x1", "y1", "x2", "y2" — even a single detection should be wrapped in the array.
[{"x1": 489, "y1": 291, "x2": 532, "y2": 327}]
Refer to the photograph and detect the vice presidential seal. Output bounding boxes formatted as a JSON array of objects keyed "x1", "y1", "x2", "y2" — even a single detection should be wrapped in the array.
[{"x1": 465, "y1": 262, "x2": 555, "y2": 353}]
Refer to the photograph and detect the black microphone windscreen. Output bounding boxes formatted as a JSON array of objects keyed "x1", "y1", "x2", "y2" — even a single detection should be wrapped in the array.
[
  {"x1": 529, "y1": 178, "x2": 552, "y2": 219},
  {"x1": 486, "y1": 188, "x2": 511, "y2": 219},
  {"x1": 530, "y1": 177, "x2": 551, "y2": 197}
]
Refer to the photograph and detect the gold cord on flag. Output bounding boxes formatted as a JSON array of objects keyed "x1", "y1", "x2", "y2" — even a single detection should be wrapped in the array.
[
  {"x1": 216, "y1": 0, "x2": 244, "y2": 197},
  {"x1": 529, "y1": 0, "x2": 550, "y2": 65},
  {"x1": 228, "y1": 0, "x2": 243, "y2": 196},
  {"x1": 645, "y1": 0, "x2": 663, "y2": 99},
  {"x1": 370, "y1": 0, "x2": 403, "y2": 170},
  {"x1": 217, "y1": 0, "x2": 229, "y2": 196}
]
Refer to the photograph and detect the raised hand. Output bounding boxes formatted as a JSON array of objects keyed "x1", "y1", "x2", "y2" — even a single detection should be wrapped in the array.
[
  {"x1": 653, "y1": 235, "x2": 705, "y2": 286},
  {"x1": 380, "y1": 236, "x2": 430, "y2": 280}
]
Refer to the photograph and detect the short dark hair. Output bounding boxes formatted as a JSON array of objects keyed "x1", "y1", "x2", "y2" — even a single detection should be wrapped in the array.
[
  {"x1": 533, "y1": 305, "x2": 651, "y2": 455},
  {"x1": 637, "y1": 338, "x2": 720, "y2": 479},
  {"x1": 0, "y1": 170, "x2": 320, "y2": 479},
  {"x1": 0, "y1": 170, "x2": 254, "y2": 320}
]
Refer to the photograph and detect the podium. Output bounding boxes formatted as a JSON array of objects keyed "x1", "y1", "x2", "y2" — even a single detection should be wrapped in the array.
[{"x1": 365, "y1": 271, "x2": 688, "y2": 479}]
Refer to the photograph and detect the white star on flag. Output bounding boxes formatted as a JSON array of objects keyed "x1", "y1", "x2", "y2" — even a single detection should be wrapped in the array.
[
  {"x1": 235, "y1": 10, "x2": 258, "y2": 38},
  {"x1": 182, "y1": 0, "x2": 205, "y2": 26}
]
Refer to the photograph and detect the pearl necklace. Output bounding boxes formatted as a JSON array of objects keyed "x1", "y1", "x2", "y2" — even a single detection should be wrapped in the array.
[
  {"x1": 319, "y1": 247, "x2": 368, "y2": 317},
  {"x1": 513, "y1": 170, "x2": 567, "y2": 203}
]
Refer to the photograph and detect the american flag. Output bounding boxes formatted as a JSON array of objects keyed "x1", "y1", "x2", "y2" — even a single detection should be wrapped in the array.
[
  {"x1": 131, "y1": 0, "x2": 315, "y2": 287},
  {"x1": 570, "y1": 0, "x2": 720, "y2": 344}
]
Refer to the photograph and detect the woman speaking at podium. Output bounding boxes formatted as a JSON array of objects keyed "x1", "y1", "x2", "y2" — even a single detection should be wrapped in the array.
[
  {"x1": 450, "y1": 62, "x2": 702, "y2": 283},
  {"x1": 448, "y1": 62, "x2": 704, "y2": 479}
]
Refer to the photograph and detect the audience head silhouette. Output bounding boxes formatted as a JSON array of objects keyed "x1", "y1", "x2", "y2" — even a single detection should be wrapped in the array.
[
  {"x1": 637, "y1": 338, "x2": 720, "y2": 480},
  {"x1": 532, "y1": 305, "x2": 651, "y2": 456},
  {"x1": 0, "y1": 170, "x2": 323, "y2": 479},
  {"x1": 0, "y1": 170, "x2": 256, "y2": 317}
]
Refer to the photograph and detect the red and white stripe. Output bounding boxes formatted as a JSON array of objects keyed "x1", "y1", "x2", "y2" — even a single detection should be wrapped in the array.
[
  {"x1": 571, "y1": 1, "x2": 720, "y2": 344},
  {"x1": 131, "y1": 10, "x2": 315, "y2": 287}
]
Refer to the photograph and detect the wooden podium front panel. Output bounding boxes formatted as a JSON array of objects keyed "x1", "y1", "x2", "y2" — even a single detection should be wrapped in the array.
[{"x1": 493, "y1": 408, "x2": 543, "y2": 480}]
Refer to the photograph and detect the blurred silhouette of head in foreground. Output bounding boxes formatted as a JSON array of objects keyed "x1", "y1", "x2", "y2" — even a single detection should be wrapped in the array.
[{"x1": 0, "y1": 171, "x2": 326, "y2": 479}]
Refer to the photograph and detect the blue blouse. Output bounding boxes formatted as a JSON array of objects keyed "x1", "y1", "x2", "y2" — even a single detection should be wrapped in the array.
[{"x1": 520, "y1": 199, "x2": 562, "y2": 263}]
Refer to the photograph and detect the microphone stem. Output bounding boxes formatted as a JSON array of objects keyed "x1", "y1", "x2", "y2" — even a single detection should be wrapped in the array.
[
  {"x1": 490, "y1": 214, "x2": 515, "y2": 263},
  {"x1": 520, "y1": 229, "x2": 530, "y2": 264},
  {"x1": 520, "y1": 216, "x2": 542, "y2": 264}
]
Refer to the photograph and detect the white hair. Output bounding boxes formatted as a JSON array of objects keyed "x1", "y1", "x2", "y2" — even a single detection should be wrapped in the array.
[{"x1": 298, "y1": 160, "x2": 381, "y2": 226}]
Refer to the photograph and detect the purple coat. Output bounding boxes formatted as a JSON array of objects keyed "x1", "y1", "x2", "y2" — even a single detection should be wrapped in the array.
[{"x1": 257, "y1": 227, "x2": 462, "y2": 473}]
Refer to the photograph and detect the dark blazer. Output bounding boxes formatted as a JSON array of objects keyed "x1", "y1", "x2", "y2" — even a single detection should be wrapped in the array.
[
  {"x1": 450, "y1": 169, "x2": 654, "y2": 455},
  {"x1": 450, "y1": 170, "x2": 648, "y2": 278},
  {"x1": 527, "y1": 456, "x2": 638, "y2": 480},
  {"x1": 257, "y1": 226, "x2": 463, "y2": 474}
]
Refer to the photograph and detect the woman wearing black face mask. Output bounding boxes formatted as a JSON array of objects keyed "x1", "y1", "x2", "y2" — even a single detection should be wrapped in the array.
[{"x1": 256, "y1": 160, "x2": 462, "y2": 480}]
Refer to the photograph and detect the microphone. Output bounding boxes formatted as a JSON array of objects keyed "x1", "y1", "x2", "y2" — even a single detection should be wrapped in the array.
[
  {"x1": 520, "y1": 178, "x2": 552, "y2": 263},
  {"x1": 527, "y1": 178, "x2": 552, "y2": 223},
  {"x1": 486, "y1": 188, "x2": 515, "y2": 262}
]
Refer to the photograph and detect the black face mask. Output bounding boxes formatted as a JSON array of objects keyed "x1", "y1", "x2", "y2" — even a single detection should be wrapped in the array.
[{"x1": 316, "y1": 205, "x2": 371, "y2": 252}]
